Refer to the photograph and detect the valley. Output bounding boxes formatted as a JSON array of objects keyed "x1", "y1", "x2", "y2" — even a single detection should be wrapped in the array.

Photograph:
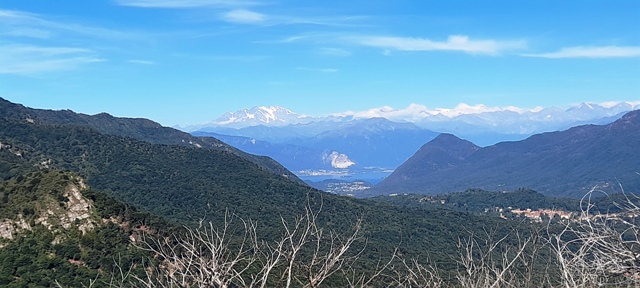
[
  {"x1": 1, "y1": 97, "x2": 639, "y2": 287},
  {"x1": 187, "y1": 104, "x2": 640, "y2": 198},
  {"x1": 1, "y1": 1, "x2": 638, "y2": 286}
]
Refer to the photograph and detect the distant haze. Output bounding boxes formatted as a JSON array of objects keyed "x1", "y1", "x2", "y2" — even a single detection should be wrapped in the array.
[{"x1": 1, "y1": 1, "x2": 638, "y2": 126}]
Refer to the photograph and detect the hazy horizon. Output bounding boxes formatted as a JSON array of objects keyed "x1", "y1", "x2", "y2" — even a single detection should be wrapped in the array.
[{"x1": 1, "y1": 1, "x2": 639, "y2": 126}]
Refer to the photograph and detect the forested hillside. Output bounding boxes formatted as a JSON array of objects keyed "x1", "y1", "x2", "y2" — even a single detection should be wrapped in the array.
[
  {"x1": 0, "y1": 170, "x2": 174, "y2": 286},
  {"x1": 0, "y1": 108, "x2": 517, "y2": 279},
  {"x1": 373, "y1": 110, "x2": 640, "y2": 197},
  {"x1": 3, "y1": 100, "x2": 639, "y2": 287},
  {"x1": 0, "y1": 97, "x2": 300, "y2": 183}
]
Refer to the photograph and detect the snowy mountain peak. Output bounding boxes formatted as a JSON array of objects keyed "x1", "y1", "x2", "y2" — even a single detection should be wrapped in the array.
[
  {"x1": 212, "y1": 106, "x2": 309, "y2": 127},
  {"x1": 579, "y1": 102, "x2": 594, "y2": 109},
  {"x1": 570, "y1": 102, "x2": 602, "y2": 112},
  {"x1": 565, "y1": 102, "x2": 608, "y2": 118},
  {"x1": 186, "y1": 101, "x2": 640, "y2": 134}
]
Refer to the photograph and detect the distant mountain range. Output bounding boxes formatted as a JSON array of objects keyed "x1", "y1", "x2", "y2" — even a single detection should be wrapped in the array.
[
  {"x1": 211, "y1": 106, "x2": 310, "y2": 128},
  {"x1": 369, "y1": 110, "x2": 640, "y2": 198},
  {"x1": 1, "y1": 97, "x2": 523, "y2": 286},
  {"x1": 193, "y1": 118, "x2": 439, "y2": 172},
  {"x1": 181, "y1": 102, "x2": 638, "y2": 175},
  {"x1": 2, "y1": 98, "x2": 637, "y2": 286},
  {"x1": 179, "y1": 102, "x2": 639, "y2": 146}
]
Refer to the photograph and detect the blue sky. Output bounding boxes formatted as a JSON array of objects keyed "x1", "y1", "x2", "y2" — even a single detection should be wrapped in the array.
[{"x1": 1, "y1": 0, "x2": 639, "y2": 126}]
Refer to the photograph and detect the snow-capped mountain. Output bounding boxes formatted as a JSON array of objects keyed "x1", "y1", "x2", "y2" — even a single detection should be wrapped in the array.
[
  {"x1": 342, "y1": 102, "x2": 639, "y2": 140},
  {"x1": 333, "y1": 102, "x2": 639, "y2": 121},
  {"x1": 371, "y1": 110, "x2": 640, "y2": 198},
  {"x1": 184, "y1": 102, "x2": 638, "y2": 185},
  {"x1": 182, "y1": 101, "x2": 639, "y2": 146},
  {"x1": 189, "y1": 101, "x2": 639, "y2": 130},
  {"x1": 212, "y1": 106, "x2": 311, "y2": 128}
]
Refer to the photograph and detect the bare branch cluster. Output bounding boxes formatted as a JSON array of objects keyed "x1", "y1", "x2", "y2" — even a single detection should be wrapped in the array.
[
  {"x1": 126, "y1": 200, "x2": 375, "y2": 288},
  {"x1": 455, "y1": 228, "x2": 539, "y2": 288},
  {"x1": 548, "y1": 188, "x2": 640, "y2": 287},
  {"x1": 133, "y1": 211, "x2": 258, "y2": 287},
  {"x1": 99, "y1": 188, "x2": 640, "y2": 288}
]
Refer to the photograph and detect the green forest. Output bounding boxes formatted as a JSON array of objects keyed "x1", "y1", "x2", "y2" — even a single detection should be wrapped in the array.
[{"x1": 1, "y1": 101, "x2": 639, "y2": 287}]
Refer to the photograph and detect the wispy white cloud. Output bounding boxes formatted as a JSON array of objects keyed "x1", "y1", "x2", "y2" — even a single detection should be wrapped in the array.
[
  {"x1": 0, "y1": 10, "x2": 57, "y2": 39},
  {"x1": 523, "y1": 46, "x2": 640, "y2": 58},
  {"x1": 334, "y1": 103, "x2": 542, "y2": 121},
  {"x1": 335, "y1": 104, "x2": 428, "y2": 121},
  {"x1": 346, "y1": 35, "x2": 526, "y2": 55},
  {"x1": 5, "y1": 27, "x2": 53, "y2": 39},
  {"x1": 220, "y1": 9, "x2": 265, "y2": 24},
  {"x1": 0, "y1": 9, "x2": 156, "y2": 75},
  {"x1": 0, "y1": 9, "x2": 139, "y2": 40},
  {"x1": 128, "y1": 59, "x2": 155, "y2": 65},
  {"x1": 0, "y1": 45, "x2": 104, "y2": 75},
  {"x1": 114, "y1": 0, "x2": 259, "y2": 8},
  {"x1": 599, "y1": 101, "x2": 640, "y2": 108},
  {"x1": 255, "y1": 34, "x2": 316, "y2": 44},
  {"x1": 215, "y1": 9, "x2": 365, "y2": 27},
  {"x1": 278, "y1": 15, "x2": 368, "y2": 27}
]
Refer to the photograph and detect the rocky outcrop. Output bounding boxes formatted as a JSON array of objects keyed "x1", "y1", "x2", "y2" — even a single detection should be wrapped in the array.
[
  {"x1": 0, "y1": 216, "x2": 30, "y2": 240},
  {"x1": 1, "y1": 176, "x2": 96, "y2": 244},
  {"x1": 36, "y1": 179, "x2": 95, "y2": 234}
]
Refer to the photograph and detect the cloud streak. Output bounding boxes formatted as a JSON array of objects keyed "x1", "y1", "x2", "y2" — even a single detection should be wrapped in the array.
[
  {"x1": 128, "y1": 59, "x2": 155, "y2": 65},
  {"x1": 5, "y1": 27, "x2": 53, "y2": 39},
  {"x1": 0, "y1": 9, "x2": 155, "y2": 75},
  {"x1": 333, "y1": 101, "x2": 640, "y2": 122},
  {"x1": 347, "y1": 35, "x2": 526, "y2": 55},
  {"x1": 220, "y1": 9, "x2": 266, "y2": 24},
  {"x1": 334, "y1": 103, "x2": 543, "y2": 121},
  {"x1": 0, "y1": 9, "x2": 139, "y2": 40},
  {"x1": 523, "y1": 46, "x2": 640, "y2": 58},
  {"x1": 218, "y1": 12, "x2": 365, "y2": 27},
  {"x1": 0, "y1": 45, "x2": 104, "y2": 75}
]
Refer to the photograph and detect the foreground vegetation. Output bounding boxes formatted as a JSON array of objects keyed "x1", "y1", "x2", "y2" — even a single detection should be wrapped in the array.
[
  {"x1": 0, "y1": 118, "x2": 518, "y2": 270},
  {"x1": 2, "y1": 169, "x2": 639, "y2": 287},
  {"x1": 1, "y1": 101, "x2": 639, "y2": 287},
  {"x1": 103, "y1": 189, "x2": 640, "y2": 288}
]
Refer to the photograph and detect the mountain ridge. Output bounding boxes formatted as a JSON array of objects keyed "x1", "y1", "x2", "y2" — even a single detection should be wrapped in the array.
[
  {"x1": 371, "y1": 110, "x2": 640, "y2": 198},
  {"x1": 184, "y1": 102, "x2": 639, "y2": 147},
  {"x1": 211, "y1": 105, "x2": 309, "y2": 128},
  {"x1": 194, "y1": 117, "x2": 439, "y2": 171},
  {"x1": 0, "y1": 99, "x2": 527, "y2": 281},
  {"x1": 0, "y1": 97, "x2": 302, "y2": 183}
]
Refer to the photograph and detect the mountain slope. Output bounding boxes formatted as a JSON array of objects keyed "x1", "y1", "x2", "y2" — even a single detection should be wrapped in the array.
[
  {"x1": 309, "y1": 118, "x2": 439, "y2": 168},
  {"x1": 0, "y1": 169, "x2": 175, "y2": 287},
  {"x1": 191, "y1": 131, "x2": 326, "y2": 171},
  {"x1": 372, "y1": 110, "x2": 640, "y2": 197},
  {"x1": 211, "y1": 106, "x2": 309, "y2": 127},
  {"x1": 0, "y1": 102, "x2": 523, "y2": 272},
  {"x1": 0, "y1": 119, "x2": 308, "y2": 224},
  {"x1": 387, "y1": 133, "x2": 479, "y2": 181},
  {"x1": 0, "y1": 97, "x2": 301, "y2": 183},
  {"x1": 194, "y1": 118, "x2": 439, "y2": 171},
  {"x1": 188, "y1": 102, "x2": 639, "y2": 147}
]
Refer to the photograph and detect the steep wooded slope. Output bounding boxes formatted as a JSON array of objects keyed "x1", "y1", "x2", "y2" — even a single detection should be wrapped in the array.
[
  {"x1": 0, "y1": 169, "x2": 174, "y2": 286},
  {"x1": 0, "y1": 97, "x2": 300, "y2": 182},
  {"x1": 0, "y1": 108, "x2": 514, "y2": 270},
  {"x1": 373, "y1": 110, "x2": 640, "y2": 197}
]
